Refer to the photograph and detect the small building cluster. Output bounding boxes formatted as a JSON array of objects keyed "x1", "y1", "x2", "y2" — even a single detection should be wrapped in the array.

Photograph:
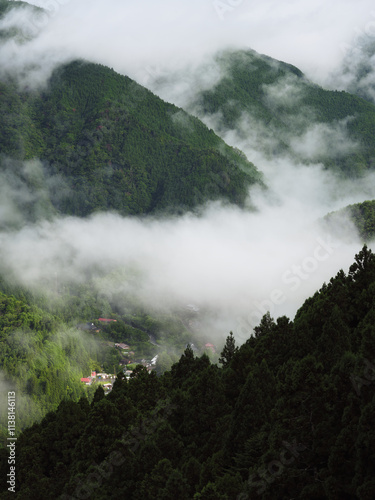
[
  {"x1": 80, "y1": 371, "x2": 115, "y2": 392},
  {"x1": 139, "y1": 356, "x2": 158, "y2": 372}
]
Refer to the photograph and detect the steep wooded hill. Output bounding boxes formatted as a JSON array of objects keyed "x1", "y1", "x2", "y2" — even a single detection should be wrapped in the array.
[
  {"x1": 185, "y1": 49, "x2": 375, "y2": 176},
  {"x1": 0, "y1": 59, "x2": 263, "y2": 220}
]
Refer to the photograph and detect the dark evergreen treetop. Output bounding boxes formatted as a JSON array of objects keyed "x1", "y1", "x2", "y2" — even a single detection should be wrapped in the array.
[{"x1": 218, "y1": 331, "x2": 238, "y2": 367}]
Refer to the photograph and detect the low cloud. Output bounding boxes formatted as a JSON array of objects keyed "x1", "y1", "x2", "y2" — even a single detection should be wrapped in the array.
[
  {"x1": 0, "y1": 157, "x2": 70, "y2": 229},
  {"x1": 328, "y1": 34, "x2": 375, "y2": 104},
  {"x1": 0, "y1": 0, "x2": 374, "y2": 350},
  {"x1": 149, "y1": 56, "x2": 363, "y2": 172},
  {"x1": 262, "y1": 74, "x2": 305, "y2": 110},
  {"x1": 0, "y1": 0, "x2": 374, "y2": 89},
  {"x1": 0, "y1": 160, "x2": 368, "y2": 346},
  {"x1": 289, "y1": 119, "x2": 359, "y2": 161}
]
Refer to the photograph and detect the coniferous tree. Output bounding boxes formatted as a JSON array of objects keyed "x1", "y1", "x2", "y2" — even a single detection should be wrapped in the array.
[
  {"x1": 253, "y1": 311, "x2": 275, "y2": 338},
  {"x1": 219, "y1": 331, "x2": 238, "y2": 367}
]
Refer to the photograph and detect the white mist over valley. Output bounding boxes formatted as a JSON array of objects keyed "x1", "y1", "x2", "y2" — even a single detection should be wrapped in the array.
[
  {"x1": 0, "y1": 0, "x2": 375, "y2": 348},
  {"x1": 3, "y1": 4, "x2": 375, "y2": 497}
]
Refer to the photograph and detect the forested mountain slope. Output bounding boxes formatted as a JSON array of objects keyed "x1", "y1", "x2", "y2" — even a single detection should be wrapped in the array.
[
  {"x1": 325, "y1": 199, "x2": 375, "y2": 241},
  {"x1": 2, "y1": 246, "x2": 375, "y2": 499},
  {"x1": 0, "y1": 290, "x2": 95, "y2": 439},
  {"x1": 0, "y1": 59, "x2": 263, "y2": 220},
  {"x1": 183, "y1": 49, "x2": 375, "y2": 176},
  {"x1": 1, "y1": 4, "x2": 375, "y2": 498},
  {"x1": 0, "y1": 0, "x2": 42, "y2": 42},
  {"x1": 0, "y1": 267, "x2": 201, "y2": 440}
]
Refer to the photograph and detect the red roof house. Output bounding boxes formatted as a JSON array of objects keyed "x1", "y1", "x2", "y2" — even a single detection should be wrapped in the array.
[{"x1": 205, "y1": 343, "x2": 216, "y2": 353}]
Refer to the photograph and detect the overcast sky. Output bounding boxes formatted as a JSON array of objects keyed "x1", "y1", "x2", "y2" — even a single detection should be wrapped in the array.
[{"x1": 7, "y1": 0, "x2": 375, "y2": 85}]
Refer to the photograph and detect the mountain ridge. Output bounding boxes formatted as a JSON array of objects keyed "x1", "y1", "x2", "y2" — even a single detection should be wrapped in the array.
[
  {"x1": 0, "y1": 59, "x2": 263, "y2": 220},
  {"x1": 152, "y1": 47, "x2": 375, "y2": 177}
]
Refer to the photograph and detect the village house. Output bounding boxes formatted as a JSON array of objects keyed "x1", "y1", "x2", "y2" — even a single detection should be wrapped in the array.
[
  {"x1": 205, "y1": 343, "x2": 216, "y2": 353},
  {"x1": 96, "y1": 373, "x2": 112, "y2": 380},
  {"x1": 80, "y1": 371, "x2": 115, "y2": 391},
  {"x1": 115, "y1": 343, "x2": 130, "y2": 350},
  {"x1": 98, "y1": 318, "x2": 117, "y2": 324}
]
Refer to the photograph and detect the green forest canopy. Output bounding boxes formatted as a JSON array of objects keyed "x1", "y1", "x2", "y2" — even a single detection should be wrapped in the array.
[
  {"x1": 1, "y1": 246, "x2": 375, "y2": 499},
  {"x1": 193, "y1": 48, "x2": 375, "y2": 176},
  {"x1": 0, "y1": 59, "x2": 263, "y2": 220}
]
